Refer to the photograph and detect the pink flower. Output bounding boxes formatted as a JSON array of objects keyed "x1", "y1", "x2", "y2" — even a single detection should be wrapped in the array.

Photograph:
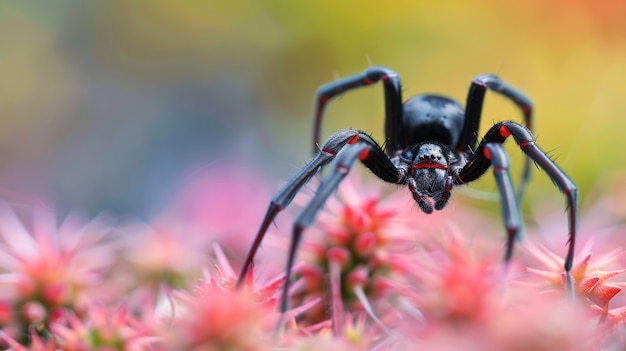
[
  {"x1": 0, "y1": 205, "x2": 117, "y2": 340},
  {"x1": 164, "y1": 276, "x2": 276, "y2": 351},
  {"x1": 525, "y1": 242, "x2": 626, "y2": 321},
  {"x1": 51, "y1": 303, "x2": 157, "y2": 351},
  {"x1": 401, "y1": 233, "x2": 504, "y2": 327},
  {"x1": 387, "y1": 233, "x2": 596, "y2": 351},
  {"x1": 159, "y1": 244, "x2": 295, "y2": 350},
  {"x1": 288, "y1": 170, "x2": 417, "y2": 326},
  {"x1": 118, "y1": 219, "x2": 209, "y2": 290}
]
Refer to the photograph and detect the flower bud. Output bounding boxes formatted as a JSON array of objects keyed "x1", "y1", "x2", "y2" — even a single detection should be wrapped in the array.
[
  {"x1": 327, "y1": 247, "x2": 352, "y2": 269},
  {"x1": 43, "y1": 282, "x2": 69, "y2": 306},
  {"x1": 326, "y1": 225, "x2": 352, "y2": 246},
  {"x1": 346, "y1": 266, "x2": 369, "y2": 290},
  {"x1": 22, "y1": 302, "x2": 46, "y2": 324},
  {"x1": 353, "y1": 232, "x2": 377, "y2": 258},
  {"x1": 299, "y1": 265, "x2": 324, "y2": 291}
]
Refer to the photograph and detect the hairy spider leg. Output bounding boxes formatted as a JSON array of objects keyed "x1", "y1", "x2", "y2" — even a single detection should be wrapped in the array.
[
  {"x1": 454, "y1": 121, "x2": 578, "y2": 298},
  {"x1": 461, "y1": 74, "x2": 534, "y2": 201},
  {"x1": 236, "y1": 129, "x2": 402, "y2": 288},
  {"x1": 312, "y1": 67, "x2": 403, "y2": 155}
]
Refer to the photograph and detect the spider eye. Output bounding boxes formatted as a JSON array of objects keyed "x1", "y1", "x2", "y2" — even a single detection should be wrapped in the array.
[{"x1": 413, "y1": 143, "x2": 449, "y2": 167}]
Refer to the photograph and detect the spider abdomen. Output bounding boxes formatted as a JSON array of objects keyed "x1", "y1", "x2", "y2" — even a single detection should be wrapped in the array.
[{"x1": 401, "y1": 94, "x2": 465, "y2": 149}]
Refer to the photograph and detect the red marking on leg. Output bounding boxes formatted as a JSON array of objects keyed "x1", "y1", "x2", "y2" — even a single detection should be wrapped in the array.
[
  {"x1": 348, "y1": 135, "x2": 360, "y2": 145},
  {"x1": 499, "y1": 125, "x2": 511, "y2": 137},
  {"x1": 358, "y1": 148, "x2": 370, "y2": 160},
  {"x1": 337, "y1": 164, "x2": 351, "y2": 172},
  {"x1": 322, "y1": 147, "x2": 337, "y2": 156},
  {"x1": 520, "y1": 140, "x2": 531, "y2": 147},
  {"x1": 483, "y1": 147, "x2": 492, "y2": 160},
  {"x1": 522, "y1": 105, "x2": 532, "y2": 116},
  {"x1": 320, "y1": 95, "x2": 329, "y2": 104},
  {"x1": 382, "y1": 75, "x2": 389, "y2": 81},
  {"x1": 364, "y1": 77, "x2": 373, "y2": 85}
]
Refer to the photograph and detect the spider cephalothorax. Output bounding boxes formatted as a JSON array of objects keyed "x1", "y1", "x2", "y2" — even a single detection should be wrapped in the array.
[{"x1": 236, "y1": 67, "x2": 578, "y2": 314}]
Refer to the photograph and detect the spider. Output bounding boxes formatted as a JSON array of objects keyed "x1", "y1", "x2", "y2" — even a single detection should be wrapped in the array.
[{"x1": 236, "y1": 67, "x2": 578, "y2": 314}]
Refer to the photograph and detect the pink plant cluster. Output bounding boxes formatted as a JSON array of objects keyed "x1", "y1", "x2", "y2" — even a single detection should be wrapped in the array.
[{"x1": 1, "y1": 164, "x2": 626, "y2": 350}]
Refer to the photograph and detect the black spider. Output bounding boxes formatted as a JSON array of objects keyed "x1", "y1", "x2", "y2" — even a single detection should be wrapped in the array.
[{"x1": 237, "y1": 67, "x2": 578, "y2": 313}]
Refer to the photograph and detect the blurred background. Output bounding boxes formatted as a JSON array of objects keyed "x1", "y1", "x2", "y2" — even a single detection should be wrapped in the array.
[{"x1": 1, "y1": 1, "x2": 625, "y2": 218}]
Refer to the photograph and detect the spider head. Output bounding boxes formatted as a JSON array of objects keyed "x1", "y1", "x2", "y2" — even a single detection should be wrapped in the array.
[{"x1": 403, "y1": 142, "x2": 455, "y2": 212}]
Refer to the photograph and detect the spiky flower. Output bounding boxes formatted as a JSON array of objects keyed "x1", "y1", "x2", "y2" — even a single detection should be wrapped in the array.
[
  {"x1": 160, "y1": 244, "x2": 297, "y2": 351},
  {"x1": 119, "y1": 220, "x2": 209, "y2": 291},
  {"x1": 164, "y1": 276, "x2": 276, "y2": 351},
  {"x1": 404, "y1": 233, "x2": 503, "y2": 326},
  {"x1": 51, "y1": 303, "x2": 157, "y2": 351},
  {"x1": 525, "y1": 242, "x2": 626, "y2": 321},
  {"x1": 289, "y1": 171, "x2": 415, "y2": 326},
  {"x1": 0, "y1": 205, "x2": 116, "y2": 343},
  {"x1": 388, "y1": 233, "x2": 596, "y2": 351}
]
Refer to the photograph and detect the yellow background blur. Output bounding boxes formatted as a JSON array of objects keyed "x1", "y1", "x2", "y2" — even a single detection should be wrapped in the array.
[{"x1": 1, "y1": 1, "x2": 625, "y2": 216}]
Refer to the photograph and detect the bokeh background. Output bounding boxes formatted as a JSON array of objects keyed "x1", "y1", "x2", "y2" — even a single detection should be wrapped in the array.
[{"x1": 1, "y1": 1, "x2": 625, "y2": 218}]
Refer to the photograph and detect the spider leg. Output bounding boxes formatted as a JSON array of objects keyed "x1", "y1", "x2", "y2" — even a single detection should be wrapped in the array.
[
  {"x1": 235, "y1": 151, "x2": 332, "y2": 288},
  {"x1": 312, "y1": 67, "x2": 403, "y2": 155},
  {"x1": 280, "y1": 138, "x2": 403, "y2": 314},
  {"x1": 459, "y1": 74, "x2": 534, "y2": 201},
  {"x1": 483, "y1": 143, "x2": 522, "y2": 262},
  {"x1": 454, "y1": 121, "x2": 578, "y2": 298},
  {"x1": 237, "y1": 129, "x2": 402, "y2": 288}
]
